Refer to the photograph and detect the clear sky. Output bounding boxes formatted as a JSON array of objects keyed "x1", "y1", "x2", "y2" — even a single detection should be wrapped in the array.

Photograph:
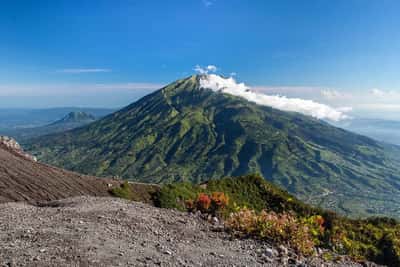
[{"x1": 1, "y1": 0, "x2": 400, "y2": 119}]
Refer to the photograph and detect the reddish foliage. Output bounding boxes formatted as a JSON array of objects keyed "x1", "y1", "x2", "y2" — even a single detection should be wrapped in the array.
[
  {"x1": 196, "y1": 193, "x2": 211, "y2": 211},
  {"x1": 185, "y1": 199, "x2": 195, "y2": 211},
  {"x1": 314, "y1": 215, "x2": 325, "y2": 232},
  {"x1": 211, "y1": 192, "x2": 229, "y2": 208}
]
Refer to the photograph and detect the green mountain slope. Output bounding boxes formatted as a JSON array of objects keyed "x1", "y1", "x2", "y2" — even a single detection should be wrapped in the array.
[{"x1": 27, "y1": 75, "x2": 400, "y2": 217}]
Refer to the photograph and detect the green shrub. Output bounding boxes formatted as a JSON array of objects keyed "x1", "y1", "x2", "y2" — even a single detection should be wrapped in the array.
[
  {"x1": 110, "y1": 181, "x2": 134, "y2": 200},
  {"x1": 155, "y1": 174, "x2": 317, "y2": 215},
  {"x1": 154, "y1": 182, "x2": 200, "y2": 210}
]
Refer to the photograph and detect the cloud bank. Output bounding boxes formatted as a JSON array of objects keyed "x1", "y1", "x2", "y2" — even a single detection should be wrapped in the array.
[
  {"x1": 57, "y1": 68, "x2": 112, "y2": 74},
  {"x1": 199, "y1": 74, "x2": 350, "y2": 121}
]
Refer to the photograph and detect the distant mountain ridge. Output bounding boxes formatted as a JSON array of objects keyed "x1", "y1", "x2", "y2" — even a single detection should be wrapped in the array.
[
  {"x1": 0, "y1": 107, "x2": 114, "y2": 129},
  {"x1": 334, "y1": 118, "x2": 400, "y2": 146},
  {"x1": 1, "y1": 111, "x2": 98, "y2": 141},
  {"x1": 27, "y1": 75, "x2": 400, "y2": 218},
  {"x1": 53, "y1": 111, "x2": 96, "y2": 124}
]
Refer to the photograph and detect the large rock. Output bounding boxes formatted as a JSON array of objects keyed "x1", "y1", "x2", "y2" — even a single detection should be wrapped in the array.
[{"x1": 0, "y1": 136, "x2": 37, "y2": 161}]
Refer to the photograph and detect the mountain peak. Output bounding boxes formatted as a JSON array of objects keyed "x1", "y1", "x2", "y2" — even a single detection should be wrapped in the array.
[
  {"x1": 161, "y1": 74, "x2": 245, "y2": 97},
  {"x1": 165, "y1": 74, "x2": 348, "y2": 122},
  {"x1": 198, "y1": 74, "x2": 249, "y2": 92},
  {"x1": 57, "y1": 111, "x2": 96, "y2": 124}
]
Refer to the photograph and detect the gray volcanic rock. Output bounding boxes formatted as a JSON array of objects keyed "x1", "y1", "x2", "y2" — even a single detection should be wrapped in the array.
[
  {"x1": 0, "y1": 197, "x2": 381, "y2": 267},
  {"x1": 0, "y1": 136, "x2": 36, "y2": 161}
]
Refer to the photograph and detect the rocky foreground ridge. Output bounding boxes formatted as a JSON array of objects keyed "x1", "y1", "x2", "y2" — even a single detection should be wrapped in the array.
[
  {"x1": 0, "y1": 136, "x2": 37, "y2": 162},
  {"x1": 0, "y1": 136, "x2": 118, "y2": 203},
  {"x1": 0, "y1": 196, "x2": 380, "y2": 267}
]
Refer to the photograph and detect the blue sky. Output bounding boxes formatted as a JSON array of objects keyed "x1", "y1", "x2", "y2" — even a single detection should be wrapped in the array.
[{"x1": 1, "y1": 0, "x2": 400, "y2": 119}]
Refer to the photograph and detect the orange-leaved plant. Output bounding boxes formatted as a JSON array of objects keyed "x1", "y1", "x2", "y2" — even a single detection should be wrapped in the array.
[
  {"x1": 226, "y1": 208, "x2": 315, "y2": 255},
  {"x1": 196, "y1": 193, "x2": 211, "y2": 212},
  {"x1": 211, "y1": 192, "x2": 229, "y2": 208}
]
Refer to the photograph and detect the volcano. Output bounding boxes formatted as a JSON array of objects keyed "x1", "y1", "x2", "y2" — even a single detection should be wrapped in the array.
[{"x1": 27, "y1": 75, "x2": 400, "y2": 217}]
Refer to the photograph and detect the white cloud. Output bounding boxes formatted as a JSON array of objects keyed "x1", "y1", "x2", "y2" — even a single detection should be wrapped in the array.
[
  {"x1": 250, "y1": 85, "x2": 400, "y2": 119},
  {"x1": 371, "y1": 88, "x2": 385, "y2": 97},
  {"x1": 194, "y1": 65, "x2": 206, "y2": 74},
  {"x1": 202, "y1": 0, "x2": 214, "y2": 7},
  {"x1": 321, "y1": 89, "x2": 350, "y2": 99},
  {"x1": 200, "y1": 74, "x2": 248, "y2": 91},
  {"x1": 370, "y1": 88, "x2": 400, "y2": 98},
  {"x1": 194, "y1": 65, "x2": 218, "y2": 74},
  {"x1": 252, "y1": 86, "x2": 319, "y2": 97},
  {"x1": 199, "y1": 74, "x2": 350, "y2": 121},
  {"x1": 336, "y1": 106, "x2": 353, "y2": 113},
  {"x1": 56, "y1": 68, "x2": 112, "y2": 74},
  {"x1": 207, "y1": 65, "x2": 217, "y2": 72}
]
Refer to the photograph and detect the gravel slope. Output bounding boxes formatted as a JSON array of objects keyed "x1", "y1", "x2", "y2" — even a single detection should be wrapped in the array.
[
  {"x1": 0, "y1": 143, "x2": 118, "y2": 203},
  {"x1": 0, "y1": 197, "x2": 380, "y2": 267}
]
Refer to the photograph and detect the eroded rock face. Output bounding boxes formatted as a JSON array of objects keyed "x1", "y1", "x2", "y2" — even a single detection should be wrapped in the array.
[
  {"x1": 0, "y1": 136, "x2": 37, "y2": 162},
  {"x1": 0, "y1": 136, "x2": 21, "y2": 150}
]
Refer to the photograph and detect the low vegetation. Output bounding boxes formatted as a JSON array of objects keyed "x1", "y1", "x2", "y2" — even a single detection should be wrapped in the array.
[
  {"x1": 185, "y1": 191, "x2": 229, "y2": 216},
  {"x1": 226, "y1": 208, "x2": 317, "y2": 255},
  {"x1": 109, "y1": 181, "x2": 160, "y2": 204},
  {"x1": 154, "y1": 174, "x2": 400, "y2": 266},
  {"x1": 110, "y1": 182, "x2": 134, "y2": 200}
]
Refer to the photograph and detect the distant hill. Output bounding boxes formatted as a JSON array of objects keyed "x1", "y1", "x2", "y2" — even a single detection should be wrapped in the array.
[
  {"x1": 1, "y1": 111, "x2": 98, "y2": 141},
  {"x1": 27, "y1": 75, "x2": 400, "y2": 218},
  {"x1": 0, "y1": 107, "x2": 114, "y2": 129},
  {"x1": 54, "y1": 111, "x2": 96, "y2": 124}
]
